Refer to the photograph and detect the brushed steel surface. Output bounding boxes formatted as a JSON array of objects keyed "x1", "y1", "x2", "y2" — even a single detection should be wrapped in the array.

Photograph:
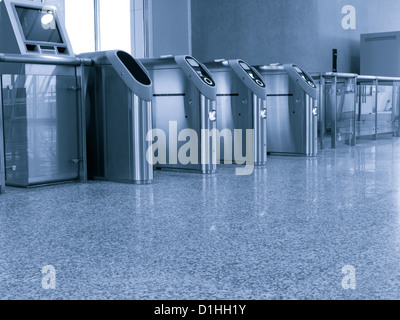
[
  {"x1": 260, "y1": 71, "x2": 318, "y2": 156},
  {"x1": 0, "y1": 54, "x2": 91, "y2": 66},
  {"x1": 131, "y1": 96, "x2": 153, "y2": 183},
  {"x1": 151, "y1": 88, "x2": 216, "y2": 173},
  {"x1": 142, "y1": 58, "x2": 217, "y2": 174},
  {"x1": 305, "y1": 96, "x2": 318, "y2": 156},
  {"x1": 213, "y1": 70, "x2": 251, "y2": 164},
  {"x1": 84, "y1": 63, "x2": 153, "y2": 184},
  {"x1": 207, "y1": 65, "x2": 267, "y2": 165},
  {"x1": 253, "y1": 94, "x2": 268, "y2": 165},
  {"x1": 200, "y1": 95, "x2": 217, "y2": 173},
  {"x1": 148, "y1": 67, "x2": 188, "y2": 95}
]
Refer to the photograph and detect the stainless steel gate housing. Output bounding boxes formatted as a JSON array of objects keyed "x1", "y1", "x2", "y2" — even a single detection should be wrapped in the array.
[
  {"x1": 79, "y1": 50, "x2": 154, "y2": 184},
  {"x1": 255, "y1": 64, "x2": 318, "y2": 156},
  {"x1": 205, "y1": 59, "x2": 268, "y2": 165},
  {"x1": 140, "y1": 55, "x2": 218, "y2": 174}
]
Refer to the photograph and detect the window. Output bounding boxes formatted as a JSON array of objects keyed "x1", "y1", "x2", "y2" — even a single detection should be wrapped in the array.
[
  {"x1": 65, "y1": 0, "x2": 131, "y2": 55},
  {"x1": 65, "y1": 0, "x2": 95, "y2": 54},
  {"x1": 99, "y1": 0, "x2": 131, "y2": 53}
]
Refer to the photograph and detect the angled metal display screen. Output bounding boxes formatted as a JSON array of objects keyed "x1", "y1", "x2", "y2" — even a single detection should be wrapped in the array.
[
  {"x1": 293, "y1": 65, "x2": 316, "y2": 88},
  {"x1": 185, "y1": 57, "x2": 215, "y2": 87},
  {"x1": 15, "y1": 6, "x2": 63, "y2": 44}
]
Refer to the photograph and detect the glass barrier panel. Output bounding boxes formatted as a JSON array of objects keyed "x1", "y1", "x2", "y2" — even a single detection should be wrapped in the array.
[
  {"x1": 357, "y1": 84, "x2": 396, "y2": 139},
  {"x1": 2, "y1": 74, "x2": 81, "y2": 187},
  {"x1": 324, "y1": 78, "x2": 356, "y2": 147}
]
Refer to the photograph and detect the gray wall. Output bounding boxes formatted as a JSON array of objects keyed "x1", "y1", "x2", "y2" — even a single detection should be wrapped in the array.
[
  {"x1": 192, "y1": 0, "x2": 400, "y2": 73},
  {"x1": 149, "y1": 0, "x2": 191, "y2": 57}
]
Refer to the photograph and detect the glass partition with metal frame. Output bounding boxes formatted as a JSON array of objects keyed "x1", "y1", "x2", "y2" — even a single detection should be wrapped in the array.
[
  {"x1": 2, "y1": 73, "x2": 83, "y2": 187},
  {"x1": 0, "y1": 54, "x2": 90, "y2": 191},
  {"x1": 314, "y1": 73, "x2": 358, "y2": 149},
  {"x1": 312, "y1": 72, "x2": 400, "y2": 149},
  {"x1": 356, "y1": 76, "x2": 400, "y2": 141},
  {"x1": 0, "y1": 0, "x2": 90, "y2": 193}
]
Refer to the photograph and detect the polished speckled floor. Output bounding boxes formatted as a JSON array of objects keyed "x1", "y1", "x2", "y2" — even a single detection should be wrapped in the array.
[{"x1": 1, "y1": 136, "x2": 400, "y2": 300}]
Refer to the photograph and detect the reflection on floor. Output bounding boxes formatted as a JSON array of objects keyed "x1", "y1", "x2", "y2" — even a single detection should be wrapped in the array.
[{"x1": 1, "y1": 136, "x2": 400, "y2": 300}]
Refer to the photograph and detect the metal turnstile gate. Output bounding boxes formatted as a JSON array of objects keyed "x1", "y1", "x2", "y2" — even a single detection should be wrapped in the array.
[
  {"x1": 140, "y1": 55, "x2": 218, "y2": 174},
  {"x1": 255, "y1": 64, "x2": 318, "y2": 156},
  {"x1": 205, "y1": 59, "x2": 268, "y2": 165},
  {"x1": 79, "y1": 50, "x2": 154, "y2": 184}
]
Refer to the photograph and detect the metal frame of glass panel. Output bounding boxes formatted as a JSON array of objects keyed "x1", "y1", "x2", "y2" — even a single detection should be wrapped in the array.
[
  {"x1": 316, "y1": 73, "x2": 358, "y2": 149},
  {"x1": 0, "y1": 0, "x2": 89, "y2": 192},
  {"x1": 313, "y1": 72, "x2": 400, "y2": 151},
  {"x1": 0, "y1": 54, "x2": 90, "y2": 191},
  {"x1": 357, "y1": 76, "x2": 400, "y2": 141}
]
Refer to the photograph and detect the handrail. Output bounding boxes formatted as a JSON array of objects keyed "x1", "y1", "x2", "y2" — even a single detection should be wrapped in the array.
[
  {"x1": 357, "y1": 75, "x2": 378, "y2": 81},
  {"x1": 312, "y1": 72, "x2": 400, "y2": 83},
  {"x1": 377, "y1": 76, "x2": 400, "y2": 82},
  {"x1": 322, "y1": 72, "x2": 358, "y2": 78},
  {"x1": 0, "y1": 53, "x2": 92, "y2": 66},
  {"x1": 357, "y1": 75, "x2": 400, "y2": 84}
]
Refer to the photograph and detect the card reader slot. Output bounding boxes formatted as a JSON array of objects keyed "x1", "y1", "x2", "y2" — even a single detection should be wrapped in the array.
[
  {"x1": 117, "y1": 51, "x2": 151, "y2": 86},
  {"x1": 153, "y1": 94, "x2": 186, "y2": 97}
]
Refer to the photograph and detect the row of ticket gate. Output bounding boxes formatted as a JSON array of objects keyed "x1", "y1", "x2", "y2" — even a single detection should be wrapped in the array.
[
  {"x1": 0, "y1": 53, "x2": 319, "y2": 189},
  {"x1": 0, "y1": 56, "x2": 319, "y2": 191},
  {"x1": 0, "y1": 0, "x2": 320, "y2": 193},
  {"x1": 2, "y1": 0, "x2": 399, "y2": 193}
]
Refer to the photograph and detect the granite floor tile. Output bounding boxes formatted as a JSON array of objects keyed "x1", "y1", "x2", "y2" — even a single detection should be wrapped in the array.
[{"x1": 1, "y1": 138, "x2": 400, "y2": 299}]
